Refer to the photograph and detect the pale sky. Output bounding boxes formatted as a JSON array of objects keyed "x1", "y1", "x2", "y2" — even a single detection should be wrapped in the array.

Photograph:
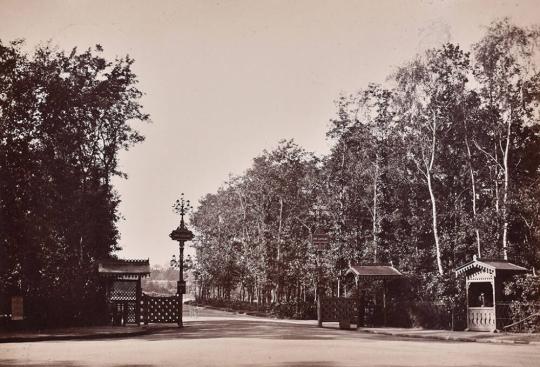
[{"x1": 2, "y1": 0, "x2": 539, "y2": 266}]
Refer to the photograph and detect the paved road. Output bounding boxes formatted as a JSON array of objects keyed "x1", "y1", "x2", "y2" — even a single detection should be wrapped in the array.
[{"x1": 1, "y1": 305, "x2": 538, "y2": 367}]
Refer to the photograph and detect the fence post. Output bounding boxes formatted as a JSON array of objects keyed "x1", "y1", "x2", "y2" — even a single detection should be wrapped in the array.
[
  {"x1": 143, "y1": 294, "x2": 148, "y2": 325},
  {"x1": 135, "y1": 278, "x2": 141, "y2": 326},
  {"x1": 317, "y1": 291, "x2": 323, "y2": 327}
]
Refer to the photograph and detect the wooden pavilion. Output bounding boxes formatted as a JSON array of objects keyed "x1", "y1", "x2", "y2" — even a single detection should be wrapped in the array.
[
  {"x1": 455, "y1": 256, "x2": 527, "y2": 332},
  {"x1": 97, "y1": 258, "x2": 150, "y2": 326}
]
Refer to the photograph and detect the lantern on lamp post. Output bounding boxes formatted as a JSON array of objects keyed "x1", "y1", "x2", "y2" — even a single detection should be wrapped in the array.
[{"x1": 169, "y1": 193, "x2": 194, "y2": 327}]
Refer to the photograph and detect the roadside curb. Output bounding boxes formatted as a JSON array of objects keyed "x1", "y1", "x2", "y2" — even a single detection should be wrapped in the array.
[
  {"x1": 358, "y1": 328, "x2": 538, "y2": 345},
  {"x1": 0, "y1": 328, "x2": 154, "y2": 344}
]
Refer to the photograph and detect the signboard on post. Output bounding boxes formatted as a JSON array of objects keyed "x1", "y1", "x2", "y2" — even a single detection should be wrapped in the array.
[
  {"x1": 313, "y1": 229, "x2": 330, "y2": 250},
  {"x1": 11, "y1": 296, "x2": 23, "y2": 321},
  {"x1": 177, "y1": 280, "x2": 187, "y2": 295}
]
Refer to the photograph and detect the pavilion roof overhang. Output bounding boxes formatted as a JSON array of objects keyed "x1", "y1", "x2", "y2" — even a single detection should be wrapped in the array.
[
  {"x1": 98, "y1": 258, "x2": 151, "y2": 278},
  {"x1": 346, "y1": 264, "x2": 403, "y2": 280},
  {"x1": 455, "y1": 258, "x2": 528, "y2": 276}
]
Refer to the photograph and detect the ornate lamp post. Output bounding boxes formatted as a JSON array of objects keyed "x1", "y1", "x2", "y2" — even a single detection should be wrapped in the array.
[
  {"x1": 312, "y1": 204, "x2": 329, "y2": 328},
  {"x1": 169, "y1": 193, "x2": 194, "y2": 327}
]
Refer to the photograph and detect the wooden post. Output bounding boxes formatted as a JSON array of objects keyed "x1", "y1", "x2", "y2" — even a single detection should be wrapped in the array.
[
  {"x1": 143, "y1": 294, "x2": 148, "y2": 325},
  {"x1": 316, "y1": 247, "x2": 324, "y2": 328},
  {"x1": 465, "y1": 281, "x2": 470, "y2": 331},
  {"x1": 492, "y1": 279, "x2": 497, "y2": 331},
  {"x1": 122, "y1": 302, "x2": 127, "y2": 326},
  {"x1": 317, "y1": 289, "x2": 323, "y2": 327},
  {"x1": 356, "y1": 276, "x2": 364, "y2": 328},
  {"x1": 135, "y1": 277, "x2": 142, "y2": 326},
  {"x1": 382, "y1": 279, "x2": 387, "y2": 327},
  {"x1": 491, "y1": 279, "x2": 496, "y2": 306}
]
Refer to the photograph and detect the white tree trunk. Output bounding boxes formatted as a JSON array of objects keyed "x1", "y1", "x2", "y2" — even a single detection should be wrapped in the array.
[
  {"x1": 427, "y1": 118, "x2": 443, "y2": 275},
  {"x1": 494, "y1": 143, "x2": 500, "y2": 214},
  {"x1": 427, "y1": 171, "x2": 443, "y2": 275},
  {"x1": 464, "y1": 135, "x2": 481, "y2": 257},
  {"x1": 502, "y1": 116, "x2": 511, "y2": 260},
  {"x1": 372, "y1": 158, "x2": 379, "y2": 263}
]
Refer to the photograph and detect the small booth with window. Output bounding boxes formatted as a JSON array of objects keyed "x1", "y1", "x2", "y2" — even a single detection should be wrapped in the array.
[
  {"x1": 318, "y1": 263, "x2": 403, "y2": 329},
  {"x1": 455, "y1": 256, "x2": 527, "y2": 332},
  {"x1": 346, "y1": 263, "x2": 403, "y2": 327},
  {"x1": 98, "y1": 258, "x2": 150, "y2": 326}
]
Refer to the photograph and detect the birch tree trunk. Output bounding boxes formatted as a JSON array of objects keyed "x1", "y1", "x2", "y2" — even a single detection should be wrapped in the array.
[
  {"x1": 427, "y1": 169, "x2": 443, "y2": 275},
  {"x1": 372, "y1": 155, "x2": 380, "y2": 263},
  {"x1": 501, "y1": 114, "x2": 511, "y2": 260},
  {"x1": 494, "y1": 143, "x2": 500, "y2": 214},
  {"x1": 464, "y1": 132, "x2": 481, "y2": 257},
  {"x1": 427, "y1": 117, "x2": 444, "y2": 275}
]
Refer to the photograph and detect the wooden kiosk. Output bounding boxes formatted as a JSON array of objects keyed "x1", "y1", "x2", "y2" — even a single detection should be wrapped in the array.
[
  {"x1": 318, "y1": 264, "x2": 402, "y2": 329},
  {"x1": 98, "y1": 258, "x2": 150, "y2": 326},
  {"x1": 455, "y1": 256, "x2": 527, "y2": 332},
  {"x1": 346, "y1": 263, "x2": 403, "y2": 327}
]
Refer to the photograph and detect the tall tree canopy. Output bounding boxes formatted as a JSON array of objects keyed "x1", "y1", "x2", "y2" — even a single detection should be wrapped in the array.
[
  {"x1": 0, "y1": 40, "x2": 148, "y2": 326},
  {"x1": 190, "y1": 19, "x2": 540, "y2": 311}
]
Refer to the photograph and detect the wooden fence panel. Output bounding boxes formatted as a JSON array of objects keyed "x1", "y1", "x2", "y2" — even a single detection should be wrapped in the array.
[
  {"x1": 142, "y1": 294, "x2": 180, "y2": 324},
  {"x1": 320, "y1": 297, "x2": 358, "y2": 324}
]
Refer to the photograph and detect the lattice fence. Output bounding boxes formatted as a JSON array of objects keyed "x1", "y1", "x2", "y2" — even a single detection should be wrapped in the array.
[
  {"x1": 321, "y1": 297, "x2": 358, "y2": 323},
  {"x1": 142, "y1": 294, "x2": 180, "y2": 324},
  {"x1": 126, "y1": 302, "x2": 137, "y2": 324},
  {"x1": 108, "y1": 280, "x2": 139, "y2": 325},
  {"x1": 112, "y1": 301, "x2": 137, "y2": 324},
  {"x1": 111, "y1": 280, "x2": 137, "y2": 301}
]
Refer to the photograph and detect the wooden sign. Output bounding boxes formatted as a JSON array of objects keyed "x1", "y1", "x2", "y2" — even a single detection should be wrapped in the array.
[
  {"x1": 313, "y1": 229, "x2": 330, "y2": 250},
  {"x1": 11, "y1": 296, "x2": 23, "y2": 321},
  {"x1": 177, "y1": 280, "x2": 187, "y2": 294}
]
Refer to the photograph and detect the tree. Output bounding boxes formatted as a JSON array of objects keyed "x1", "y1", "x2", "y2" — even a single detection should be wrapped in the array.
[
  {"x1": 0, "y1": 40, "x2": 148, "y2": 326},
  {"x1": 393, "y1": 44, "x2": 470, "y2": 275},
  {"x1": 325, "y1": 84, "x2": 396, "y2": 266},
  {"x1": 472, "y1": 19, "x2": 540, "y2": 259},
  {"x1": 191, "y1": 140, "x2": 320, "y2": 304},
  {"x1": 188, "y1": 19, "x2": 540, "y2": 323}
]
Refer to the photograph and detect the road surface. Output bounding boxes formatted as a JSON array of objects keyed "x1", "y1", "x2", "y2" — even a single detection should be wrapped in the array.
[{"x1": 1, "y1": 305, "x2": 538, "y2": 367}]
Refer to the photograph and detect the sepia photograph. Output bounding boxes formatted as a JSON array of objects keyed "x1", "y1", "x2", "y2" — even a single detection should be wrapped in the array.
[{"x1": 0, "y1": 1, "x2": 539, "y2": 366}]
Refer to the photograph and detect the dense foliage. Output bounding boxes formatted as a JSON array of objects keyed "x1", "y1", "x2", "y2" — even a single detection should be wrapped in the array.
[
  {"x1": 190, "y1": 20, "x2": 540, "y2": 326},
  {"x1": 0, "y1": 41, "x2": 148, "y2": 327},
  {"x1": 505, "y1": 274, "x2": 540, "y2": 332}
]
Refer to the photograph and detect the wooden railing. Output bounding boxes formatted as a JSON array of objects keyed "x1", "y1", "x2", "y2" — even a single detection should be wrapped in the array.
[
  {"x1": 468, "y1": 307, "x2": 496, "y2": 331},
  {"x1": 503, "y1": 312, "x2": 540, "y2": 331}
]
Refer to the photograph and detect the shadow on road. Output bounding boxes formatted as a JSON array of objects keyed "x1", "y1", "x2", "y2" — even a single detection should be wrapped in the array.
[
  {"x1": 0, "y1": 362, "x2": 155, "y2": 367},
  {"x1": 0, "y1": 360, "x2": 489, "y2": 367},
  {"x1": 239, "y1": 364, "x2": 488, "y2": 367},
  {"x1": 141, "y1": 319, "x2": 380, "y2": 341}
]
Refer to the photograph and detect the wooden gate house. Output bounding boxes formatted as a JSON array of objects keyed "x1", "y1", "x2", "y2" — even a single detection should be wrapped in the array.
[
  {"x1": 98, "y1": 258, "x2": 186, "y2": 326},
  {"x1": 455, "y1": 256, "x2": 527, "y2": 332},
  {"x1": 98, "y1": 259, "x2": 150, "y2": 326}
]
